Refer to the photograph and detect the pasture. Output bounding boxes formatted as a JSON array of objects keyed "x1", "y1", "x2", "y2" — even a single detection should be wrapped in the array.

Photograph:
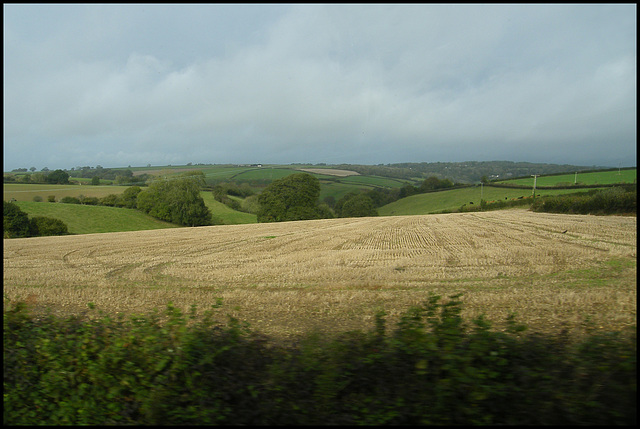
[
  {"x1": 10, "y1": 201, "x2": 179, "y2": 234},
  {"x1": 3, "y1": 183, "x2": 133, "y2": 202},
  {"x1": 496, "y1": 168, "x2": 636, "y2": 186},
  {"x1": 4, "y1": 210, "x2": 636, "y2": 342},
  {"x1": 378, "y1": 186, "x2": 600, "y2": 216}
]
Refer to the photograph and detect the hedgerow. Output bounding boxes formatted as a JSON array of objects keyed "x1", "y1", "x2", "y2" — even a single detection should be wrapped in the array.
[
  {"x1": 4, "y1": 294, "x2": 636, "y2": 425},
  {"x1": 531, "y1": 185, "x2": 636, "y2": 215}
]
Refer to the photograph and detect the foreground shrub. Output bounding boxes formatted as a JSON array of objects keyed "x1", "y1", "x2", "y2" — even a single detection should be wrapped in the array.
[{"x1": 4, "y1": 295, "x2": 636, "y2": 425}]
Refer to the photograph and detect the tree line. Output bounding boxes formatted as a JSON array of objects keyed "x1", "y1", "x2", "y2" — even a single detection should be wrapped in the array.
[
  {"x1": 4, "y1": 169, "x2": 71, "y2": 185},
  {"x1": 5, "y1": 166, "x2": 151, "y2": 185},
  {"x1": 333, "y1": 161, "x2": 607, "y2": 184}
]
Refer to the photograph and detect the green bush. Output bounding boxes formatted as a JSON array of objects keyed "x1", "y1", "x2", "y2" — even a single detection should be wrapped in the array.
[
  {"x1": 257, "y1": 173, "x2": 331, "y2": 222},
  {"x1": 3, "y1": 201, "x2": 31, "y2": 238},
  {"x1": 4, "y1": 295, "x2": 636, "y2": 425},
  {"x1": 29, "y1": 216, "x2": 69, "y2": 236},
  {"x1": 137, "y1": 178, "x2": 212, "y2": 226},
  {"x1": 99, "y1": 194, "x2": 121, "y2": 207},
  {"x1": 4, "y1": 201, "x2": 70, "y2": 238},
  {"x1": 79, "y1": 196, "x2": 100, "y2": 205},
  {"x1": 59, "y1": 196, "x2": 81, "y2": 204}
]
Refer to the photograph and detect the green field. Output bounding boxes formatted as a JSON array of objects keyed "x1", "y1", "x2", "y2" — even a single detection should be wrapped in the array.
[
  {"x1": 496, "y1": 168, "x2": 636, "y2": 187},
  {"x1": 13, "y1": 201, "x2": 179, "y2": 234},
  {"x1": 378, "y1": 186, "x2": 606, "y2": 216},
  {"x1": 229, "y1": 167, "x2": 331, "y2": 181},
  {"x1": 200, "y1": 192, "x2": 257, "y2": 224},
  {"x1": 5, "y1": 184, "x2": 257, "y2": 233},
  {"x1": 6, "y1": 165, "x2": 635, "y2": 235},
  {"x1": 317, "y1": 181, "x2": 374, "y2": 203},
  {"x1": 338, "y1": 175, "x2": 410, "y2": 188},
  {"x1": 3, "y1": 184, "x2": 135, "y2": 202}
]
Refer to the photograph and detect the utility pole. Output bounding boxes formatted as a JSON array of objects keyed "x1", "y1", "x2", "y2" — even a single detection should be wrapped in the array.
[
  {"x1": 574, "y1": 172, "x2": 577, "y2": 184},
  {"x1": 531, "y1": 174, "x2": 539, "y2": 197}
]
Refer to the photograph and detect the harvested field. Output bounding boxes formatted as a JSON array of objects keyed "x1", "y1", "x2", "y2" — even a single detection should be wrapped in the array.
[{"x1": 3, "y1": 210, "x2": 636, "y2": 341}]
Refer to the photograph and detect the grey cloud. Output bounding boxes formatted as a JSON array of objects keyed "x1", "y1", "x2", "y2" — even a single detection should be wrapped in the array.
[{"x1": 3, "y1": 4, "x2": 636, "y2": 170}]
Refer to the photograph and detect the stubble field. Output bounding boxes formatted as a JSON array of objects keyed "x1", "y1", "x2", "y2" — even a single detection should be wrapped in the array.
[{"x1": 3, "y1": 209, "x2": 636, "y2": 341}]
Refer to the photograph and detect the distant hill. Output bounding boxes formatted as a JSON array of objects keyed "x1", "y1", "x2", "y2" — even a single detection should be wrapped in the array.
[{"x1": 333, "y1": 161, "x2": 612, "y2": 184}]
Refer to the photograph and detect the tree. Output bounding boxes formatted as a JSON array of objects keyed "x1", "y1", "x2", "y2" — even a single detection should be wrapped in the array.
[
  {"x1": 136, "y1": 176, "x2": 212, "y2": 226},
  {"x1": 340, "y1": 194, "x2": 378, "y2": 218},
  {"x1": 29, "y1": 216, "x2": 69, "y2": 236},
  {"x1": 120, "y1": 186, "x2": 142, "y2": 208},
  {"x1": 45, "y1": 169, "x2": 69, "y2": 184},
  {"x1": 334, "y1": 191, "x2": 360, "y2": 217},
  {"x1": 257, "y1": 173, "x2": 329, "y2": 222},
  {"x1": 4, "y1": 201, "x2": 31, "y2": 238},
  {"x1": 91, "y1": 176, "x2": 100, "y2": 185},
  {"x1": 420, "y1": 176, "x2": 454, "y2": 192},
  {"x1": 100, "y1": 194, "x2": 121, "y2": 207}
]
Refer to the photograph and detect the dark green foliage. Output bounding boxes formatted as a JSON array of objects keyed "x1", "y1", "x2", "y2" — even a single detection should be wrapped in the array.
[
  {"x1": 120, "y1": 186, "x2": 142, "y2": 209},
  {"x1": 29, "y1": 216, "x2": 69, "y2": 236},
  {"x1": 99, "y1": 193, "x2": 121, "y2": 207},
  {"x1": 4, "y1": 295, "x2": 635, "y2": 425},
  {"x1": 4, "y1": 201, "x2": 70, "y2": 238},
  {"x1": 211, "y1": 182, "x2": 257, "y2": 213},
  {"x1": 531, "y1": 186, "x2": 636, "y2": 215},
  {"x1": 257, "y1": 173, "x2": 331, "y2": 222},
  {"x1": 45, "y1": 169, "x2": 70, "y2": 184},
  {"x1": 3, "y1": 201, "x2": 31, "y2": 238},
  {"x1": 79, "y1": 195, "x2": 100, "y2": 205},
  {"x1": 137, "y1": 177, "x2": 212, "y2": 226},
  {"x1": 337, "y1": 193, "x2": 378, "y2": 218},
  {"x1": 68, "y1": 166, "x2": 149, "y2": 184},
  {"x1": 420, "y1": 176, "x2": 455, "y2": 192},
  {"x1": 60, "y1": 196, "x2": 81, "y2": 204},
  {"x1": 91, "y1": 176, "x2": 100, "y2": 185}
]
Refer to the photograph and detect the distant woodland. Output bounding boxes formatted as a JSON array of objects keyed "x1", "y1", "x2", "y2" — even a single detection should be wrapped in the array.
[{"x1": 330, "y1": 161, "x2": 611, "y2": 184}]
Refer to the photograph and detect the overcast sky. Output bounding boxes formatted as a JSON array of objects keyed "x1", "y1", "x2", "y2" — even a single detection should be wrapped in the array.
[{"x1": 3, "y1": 4, "x2": 637, "y2": 171}]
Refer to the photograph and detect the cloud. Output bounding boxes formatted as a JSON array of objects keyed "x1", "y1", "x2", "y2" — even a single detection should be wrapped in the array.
[{"x1": 3, "y1": 4, "x2": 636, "y2": 170}]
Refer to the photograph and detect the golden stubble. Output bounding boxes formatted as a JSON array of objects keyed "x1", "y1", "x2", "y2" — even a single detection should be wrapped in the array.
[{"x1": 4, "y1": 210, "x2": 636, "y2": 341}]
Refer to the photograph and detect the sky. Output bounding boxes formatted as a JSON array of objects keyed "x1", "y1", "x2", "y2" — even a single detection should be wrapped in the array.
[{"x1": 3, "y1": 4, "x2": 637, "y2": 171}]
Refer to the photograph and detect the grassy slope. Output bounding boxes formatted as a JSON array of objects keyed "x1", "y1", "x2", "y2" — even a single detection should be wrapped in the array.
[
  {"x1": 15, "y1": 201, "x2": 179, "y2": 234},
  {"x1": 495, "y1": 169, "x2": 636, "y2": 186},
  {"x1": 378, "y1": 186, "x2": 604, "y2": 216},
  {"x1": 200, "y1": 192, "x2": 257, "y2": 224},
  {"x1": 7, "y1": 166, "x2": 634, "y2": 233},
  {"x1": 380, "y1": 169, "x2": 635, "y2": 216},
  {"x1": 3, "y1": 184, "x2": 134, "y2": 202}
]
